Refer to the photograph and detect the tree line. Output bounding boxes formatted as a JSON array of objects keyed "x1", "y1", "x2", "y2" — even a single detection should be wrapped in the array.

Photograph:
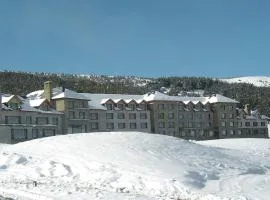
[{"x1": 1, "y1": 71, "x2": 270, "y2": 116}]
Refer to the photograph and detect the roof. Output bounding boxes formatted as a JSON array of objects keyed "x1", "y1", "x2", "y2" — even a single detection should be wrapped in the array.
[
  {"x1": 52, "y1": 88, "x2": 90, "y2": 100},
  {"x1": 143, "y1": 91, "x2": 238, "y2": 104},
  {"x1": 2, "y1": 95, "x2": 15, "y2": 103},
  {"x1": 81, "y1": 93, "x2": 144, "y2": 110},
  {"x1": 28, "y1": 98, "x2": 47, "y2": 107},
  {"x1": 27, "y1": 87, "x2": 90, "y2": 100}
]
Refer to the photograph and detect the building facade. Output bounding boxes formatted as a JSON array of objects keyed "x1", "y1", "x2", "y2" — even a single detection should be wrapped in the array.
[{"x1": 0, "y1": 81, "x2": 269, "y2": 143}]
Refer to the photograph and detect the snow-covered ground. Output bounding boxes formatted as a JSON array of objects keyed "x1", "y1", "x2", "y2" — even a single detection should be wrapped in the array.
[
  {"x1": 0, "y1": 132, "x2": 269, "y2": 200},
  {"x1": 220, "y1": 76, "x2": 270, "y2": 87}
]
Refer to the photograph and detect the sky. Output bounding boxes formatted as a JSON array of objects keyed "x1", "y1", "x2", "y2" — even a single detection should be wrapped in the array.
[{"x1": 0, "y1": 0, "x2": 270, "y2": 78}]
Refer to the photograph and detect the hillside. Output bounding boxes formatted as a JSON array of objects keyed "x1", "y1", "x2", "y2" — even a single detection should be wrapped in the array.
[
  {"x1": 220, "y1": 76, "x2": 270, "y2": 87},
  {"x1": 0, "y1": 132, "x2": 270, "y2": 199}
]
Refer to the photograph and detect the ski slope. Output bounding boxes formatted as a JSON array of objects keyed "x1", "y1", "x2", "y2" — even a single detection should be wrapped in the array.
[{"x1": 0, "y1": 132, "x2": 269, "y2": 199}]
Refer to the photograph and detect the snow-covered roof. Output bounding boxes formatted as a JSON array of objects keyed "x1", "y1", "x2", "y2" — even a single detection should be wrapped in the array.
[
  {"x1": 28, "y1": 98, "x2": 46, "y2": 107},
  {"x1": 207, "y1": 94, "x2": 239, "y2": 103},
  {"x1": 52, "y1": 88, "x2": 90, "y2": 100},
  {"x1": 27, "y1": 87, "x2": 90, "y2": 101},
  {"x1": 1, "y1": 95, "x2": 16, "y2": 103},
  {"x1": 143, "y1": 91, "x2": 238, "y2": 104},
  {"x1": 81, "y1": 93, "x2": 144, "y2": 110}
]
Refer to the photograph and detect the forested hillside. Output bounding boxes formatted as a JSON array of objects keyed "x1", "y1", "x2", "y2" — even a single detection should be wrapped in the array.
[{"x1": 1, "y1": 71, "x2": 270, "y2": 116}]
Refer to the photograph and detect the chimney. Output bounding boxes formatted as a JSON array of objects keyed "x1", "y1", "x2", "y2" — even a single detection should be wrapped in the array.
[
  {"x1": 244, "y1": 104, "x2": 251, "y2": 115},
  {"x1": 44, "y1": 81, "x2": 52, "y2": 102}
]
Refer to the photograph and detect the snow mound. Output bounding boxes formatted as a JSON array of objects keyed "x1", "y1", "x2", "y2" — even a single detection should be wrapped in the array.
[
  {"x1": 0, "y1": 132, "x2": 269, "y2": 199},
  {"x1": 220, "y1": 76, "x2": 270, "y2": 87}
]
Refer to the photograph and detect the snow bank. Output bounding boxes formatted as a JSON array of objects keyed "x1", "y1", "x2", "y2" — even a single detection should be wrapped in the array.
[{"x1": 0, "y1": 132, "x2": 269, "y2": 199}]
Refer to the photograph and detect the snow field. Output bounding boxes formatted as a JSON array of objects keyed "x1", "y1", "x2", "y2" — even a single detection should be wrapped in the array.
[{"x1": 0, "y1": 132, "x2": 269, "y2": 199}]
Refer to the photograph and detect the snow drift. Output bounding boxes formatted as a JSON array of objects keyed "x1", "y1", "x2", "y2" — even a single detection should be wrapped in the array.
[{"x1": 0, "y1": 132, "x2": 269, "y2": 200}]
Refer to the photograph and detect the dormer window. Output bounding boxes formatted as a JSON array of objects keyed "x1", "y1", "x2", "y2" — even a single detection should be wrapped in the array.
[
  {"x1": 106, "y1": 104, "x2": 113, "y2": 110},
  {"x1": 128, "y1": 103, "x2": 136, "y2": 111},
  {"x1": 118, "y1": 104, "x2": 124, "y2": 110}
]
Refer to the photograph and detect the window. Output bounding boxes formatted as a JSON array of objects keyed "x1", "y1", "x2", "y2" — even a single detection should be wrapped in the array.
[
  {"x1": 159, "y1": 122, "x2": 165, "y2": 128},
  {"x1": 229, "y1": 130, "x2": 234, "y2": 135},
  {"x1": 11, "y1": 129, "x2": 27, "y2": 140},
  {"x1": 117, "y1": 113, "x2": 125, "y2": 119},
  {"x1": 229, "y1": 122, "x2": 234, "y2": 127},
  {"x1": 68, "y1": 101, "x2": 75, "y2": 108},
  {"x1": 68, "y1": 111, "x2": 75, "y2": 119},
  {"x1": 5, "y1": 116, "x2": 21, "y2": 124},
  {"x1": 130, "y1": 123, "x2": 137, "y2": 129},
  {"x1": 36, "y1": 117, "x2": 48, "y2": 125},
  {"x1": 168, "y1": 113, "x2": 174, "y2": 119},
  {"x1": 253, "y1": 122, "x2": 258, "y2": 126},
  {"x1": 158, "y1": 113, "x2": 164, "y2": 119},
  {"x1": 237, "y1": 130, "x2": 242, "y2": 135},
  {"x1": 261, "y1": 122, "x2": 266, "y2": 126},
  {"x1": 118, "y1": 104, "x2": 124, "y2": 110},
  {"x1": 89, "y1": 113, "x2": 98, "y2": 120},
  {"x1": 139, "y1": 104, "x2": 147, "y2": 110},
  {"x1": 129, "y1": 113, "x2": 136, "y2": 119},
  {"x1": 158, "y1": 104, "x2": 165, "y2": 110},
  {"x1": 168, "y1": 122, "x2": 175, "y2": 128},
  {"x1": 106, "y1": 104, "x2": 113, "y2": 110},
  {"x1": 221, "y1": 113, "x2": 225, "y2": 119},
  {"x1": 26, "y1": 116, "x2": 32, "y2": 124},
  {"x1": 178, "y1": 114, "x2": 184, "y2": 119},
  {"x1": 118, "y1": 123, "x2": 125, "y2": 129},
  {"x1": 228, "y1": 114, "x2": 233, "y2": 119},
  {"x1": 43, "y1": 129, "x2": 55, "y2": 137},
  {"x1": 222, "y1": 130, "x2": 226, "y2": 135},
  {"x1": 190, "y1": 130, "x2": 195, "y2": 137},
  {"x1": 128, "y1": 104, "x2": 136, "y2": 111},
  {"x1": 52, "y1": 117, "x2": 58, "y2": 125},
  {"x1": 228, "y1": 105, "x2": 233, "y2": 111},
  {"x1": 169, "y1": 104, "x2": 175, "y2": 110},
  {"x1": 178, "y1": 104, "x2": 184, "y2": 111},
  {"x1": 209, "y1": 131, "x2": 214, "y2": 137},
  {"x1": 140, "y1": 113, "x2": 147, "y2": 119},
  {"x1": 107, "y1": 123, "x2": 114, "y2": 129},
  {"x1": 79, "y1": 112, "x2": 85, "y2": 119},
  {"x1": 32, "y1": 129, "x2": 39, "y2": 139},
  {"x1": 9, "y1": 102, "x2": 20, "y2": 110},
  {"x1": 90, "y1": 123, "x2": 99, "y2": 130},
  {"x1": 140, "y1": 123, "x2": 148, "y2": 129},
  {"x1": 197, "y1": 123, "x2": 201, "y2": 128},
  {"x1": 106, "y1": 113, "x2": 114, "y2": 119},
  {"x1": 188, "y1": 113, "x2": 193, "y2": 119},
  {"x1": 221, "y1": 122, "x2": 226, "y2": 127},
  {"x1": 188, "y1": 122, "x2": 193, "y2": 128},
  {"x1": 245, "y1": 122, "x2": 250, "y2": 127}
]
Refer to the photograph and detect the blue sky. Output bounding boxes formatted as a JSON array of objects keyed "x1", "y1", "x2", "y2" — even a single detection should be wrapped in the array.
[{"x1": 0, "y1": 0, "x2": 270, "y2": 78}]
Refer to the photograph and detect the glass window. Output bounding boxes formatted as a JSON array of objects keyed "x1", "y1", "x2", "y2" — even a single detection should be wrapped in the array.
[
  {"x1": 221, "y1": 113, "x2": 225, "y2": 119},
  {"x1": 261, "y1": 122, "x2": 266, "y2": 126},
  {"x1": 245, "y1": 122, "x2": 250, "y2": 127},
  {"x1": 130, "y1": 123, "x2": 137, "y2": 129},
  {"x1": 68, "y1": 111, "x2": 75, "y2": 119},
  {"x1": 52, "y1": 117, "x2": 58, "y2": 125},
  {"x1": 79, "y1": 112, "x2": 85, "y2": 119},
  {"x1": 159, "y1": 122, "x2": 165, "y2": 128},
  {"x1": 253, "y1": 122, "x2": 258, "y2": 126},
  {"x1": 140, "y1": 113, "x2": 147, "y2": 119},
  {"x1": 229, "y1": 122, "x2": 234, "y2": 127},
  {"x1": 118, "y1": 123, "x2": 125, "y2": 129},
  {"x1": 140, "y1": 123, "x2": 148, "y2": 129},
  {"x1": 106, "y1": 113, "x2": 114, "y2": 119},
  {"x1": 89, "y1": 113, "x2": 98, "y2": 120},
  {"x1": 221, "y1": 122, "x2": 226, "y2": 127},
  {"x1": 106, "y1": 123, "x2": 114, "y2": 129},
  {"x1": 118, "y1": 104, "x2": 124, "y2": 110},
  {"x1": 5, "y1": 116, "x2": 21, "y2": 124},
  {"x1": 129, "y1": 113, "x2": 136, "y2": 119},
  {"x1": 90, "y1": 123, "x2": 99, "y2": 130},
  {"x1": 168, "y1": 113, "x2": 174, "y2": 119},
  {"x1": 11, "y1": 129, "x2": 27, "y2": 140},
  {"x1": 117, "y1": 113, "x2": 125, "y2": 119},
  {"x1": 158, "y1": 113, "x2": 164, "y2": 119},
  {"x1": 36, "y1": 117, "x2": 48, "y2": 125},
  {"x1": 106, "y1": 104, "x2": 113, "y2": 110},
  {"x1": 168, "y1": 122, "x2": 175, "y2": 128},
  {"x1": 158, "y1": 104, "x2": 165, "y2": 110}
]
